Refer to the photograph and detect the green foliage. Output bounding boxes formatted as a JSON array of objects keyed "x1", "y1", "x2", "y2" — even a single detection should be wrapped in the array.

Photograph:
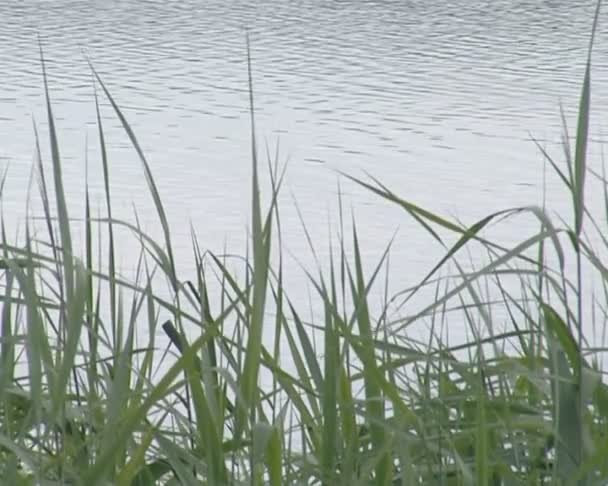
[{"x1": 1, "y1": 5, "x2": 607, "y2": 484}]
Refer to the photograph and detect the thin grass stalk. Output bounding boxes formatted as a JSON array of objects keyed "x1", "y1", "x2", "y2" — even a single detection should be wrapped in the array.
[
  {"x1": 93, "y1": 82, "x2": 118, "y2": 354},
  {"x1": 236, "y1": 37, "x2": 271, "y2": 445},
  {"x1": 39, "y1": 44, "x2": 74, "y2": 307},
  {"x1": 349, "y1": 223, "x2": 391, "y2": 485},
  {"x1": 571, "y1": 4, "x2": 600, "y2": 480}
]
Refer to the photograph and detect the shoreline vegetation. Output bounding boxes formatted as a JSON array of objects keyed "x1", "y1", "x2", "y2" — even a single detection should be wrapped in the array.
[{"x1": 2, "y1": 8, "x2": 608, "y2": 486}]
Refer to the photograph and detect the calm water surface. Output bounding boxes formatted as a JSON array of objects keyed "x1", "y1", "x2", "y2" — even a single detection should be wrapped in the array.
[{"x1": 1, "y1": 0, "x2": 607, "y2": 301}]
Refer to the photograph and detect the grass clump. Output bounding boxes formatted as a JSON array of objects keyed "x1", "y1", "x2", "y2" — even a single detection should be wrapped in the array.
[{"x1": 1, "y1": 9, "x2": 608, "y2": 486}]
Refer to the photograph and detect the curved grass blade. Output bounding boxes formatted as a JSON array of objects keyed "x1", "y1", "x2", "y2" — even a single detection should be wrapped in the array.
[
  {"x1": 89, "y1": 64, "x2": 177, "y2": 290},
  {"x1": 39, "y1": 42, "x2": 74, "y2": 301}
]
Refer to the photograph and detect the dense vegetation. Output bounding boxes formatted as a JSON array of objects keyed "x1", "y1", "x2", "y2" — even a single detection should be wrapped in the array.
[{"x1": 1, "y1": 8, "x2": 608, "y2": 486}]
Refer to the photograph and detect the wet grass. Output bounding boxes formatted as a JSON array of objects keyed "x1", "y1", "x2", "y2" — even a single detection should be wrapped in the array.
[{"x1": 2, "y1": 7, "x2": 608, "y2": 486}]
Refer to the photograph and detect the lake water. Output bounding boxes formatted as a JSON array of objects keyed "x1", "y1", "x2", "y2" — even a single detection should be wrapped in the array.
[{"x1": 1, "y1": 0, "x2": 607, "y2": 310}]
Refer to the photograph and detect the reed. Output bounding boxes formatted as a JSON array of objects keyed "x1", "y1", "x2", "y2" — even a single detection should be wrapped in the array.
[{"x1": 1, "y1": 6, "x2": 607, "y2": 484}]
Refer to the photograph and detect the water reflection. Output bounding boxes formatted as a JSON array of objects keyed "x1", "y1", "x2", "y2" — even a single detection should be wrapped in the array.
[{"x1": 0, "y1": 0, "x2": 606, "y2": 284}]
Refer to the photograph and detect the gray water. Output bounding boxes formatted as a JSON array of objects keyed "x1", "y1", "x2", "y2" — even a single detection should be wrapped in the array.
[{"x1": 1, "y1": 0, "x2": 607, "y2": 297}]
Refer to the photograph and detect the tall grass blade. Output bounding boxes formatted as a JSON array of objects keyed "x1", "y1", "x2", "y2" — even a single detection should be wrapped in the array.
[
  {"x1": 40, "y1": 43, "x2": 74, "y2": 301},
  {"x1": 321, "y1": 270, "x2": 338, "y2": 485},
  {"x1": 350, "y1": 222, "x2": 391, "y2": 485},
  {"x1": 236, "y1": 36, "x2": 271, "y2": 438},
  {"x1": 573, "y1": 0, "x2": 601, "y2": 239},
  {"x1": 94, "y1": 82, "x2": 118, "y2": 350},
  {"x1": 90, "y1": 65, "x2": 177, "y2": 290}
]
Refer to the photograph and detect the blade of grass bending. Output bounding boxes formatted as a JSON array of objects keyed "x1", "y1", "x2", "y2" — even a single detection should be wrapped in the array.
[
  {"x1": 95, "y1": 217, "x2": 174, "y2": 281},
  {"x1": 346, "y1": 173, "x2": 543, "y2": 270},
  {"x1": 39, "y1": 42, "x2": 74, "y2": 303},
  {"x1": 236, "y1": 36, "x2": 271, "y2": 439},
  {"x1": 532, "y1": 134, "x2": 572, "y2": 191},
  {"x1": 344, "y1": 173, "x2": 445, "y2": 241},
  {"x1": 397, "y1": 229, "x2": 558, "y2": 332},
  {"x1": 89, "y1": 64, "x2": 177, "y2": 290},
  {"x1": 407, "y1": 209, "x2": 523, "y2": 306}
]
